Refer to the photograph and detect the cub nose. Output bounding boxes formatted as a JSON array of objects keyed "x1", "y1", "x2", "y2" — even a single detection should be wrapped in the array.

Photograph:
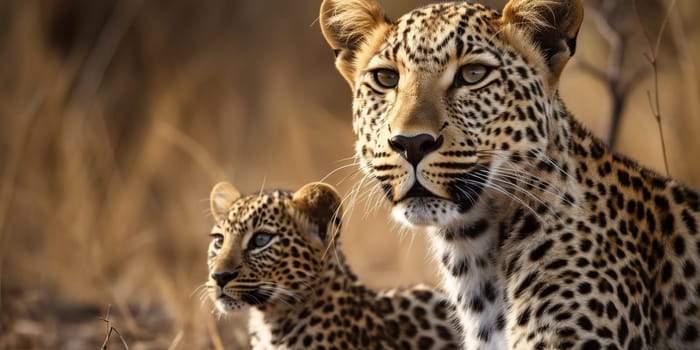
[
  {"x1": 211, "y1": 270, "x2": 239, "y2": 287},
  {"x1": 388, "y1": 134, "x2": 443, "y2": 167}
]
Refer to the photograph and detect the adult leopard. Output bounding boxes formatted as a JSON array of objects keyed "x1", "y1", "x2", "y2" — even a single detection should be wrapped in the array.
[{"x1": 319, "y1": 0, "x2": 700, "y2": 349}]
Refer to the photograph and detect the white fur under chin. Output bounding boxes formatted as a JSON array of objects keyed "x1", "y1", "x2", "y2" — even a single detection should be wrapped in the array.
[
  {"x1": 391, "y1": 197, "x2": 468, "y2": 228},
  {"x1": 249, "y1": 309, "x2": 273, "y2": 349},
  {"x1": 214, "y1": 297, "x2": 245, "y2": 313}
]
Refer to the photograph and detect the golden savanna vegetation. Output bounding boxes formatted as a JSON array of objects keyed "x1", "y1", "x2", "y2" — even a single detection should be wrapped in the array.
[{"x1": 1, "y1": 0, "x2": 699, "y2": 348}]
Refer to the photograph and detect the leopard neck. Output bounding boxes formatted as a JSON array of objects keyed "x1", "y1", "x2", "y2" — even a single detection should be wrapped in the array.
[{"x1": 425, "y1": 97, "x2": 593, "y2": 348}]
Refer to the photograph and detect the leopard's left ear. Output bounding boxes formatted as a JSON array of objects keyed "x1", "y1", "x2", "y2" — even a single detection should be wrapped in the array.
[
  {"x1": 292, "y1": 182, "x2": 342, "y2": 244},
  {"x1": 210, "y1": 182, "x2": 240, "y2": 222},
  {"x1": 320, "y1": 0, "x2": 389, "y2": 86},
  {"x1": 500, "y1": 0, "x2": 583, "y2": 83}
]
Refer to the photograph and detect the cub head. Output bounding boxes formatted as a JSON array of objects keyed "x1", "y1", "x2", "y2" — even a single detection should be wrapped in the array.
[
  {"x1": 206, "y1": 181, "x2": 342, "y2": 313},
  {"x1": 320, "y1": 0, "x2": 583, "y2": 228}
]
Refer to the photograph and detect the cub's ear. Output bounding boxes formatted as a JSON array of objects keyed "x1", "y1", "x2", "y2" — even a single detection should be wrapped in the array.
[
  {"x1": 500, "y1": 0, "x2": 583, "y2": 83},
  {"x1": 319, "y1": 0, "x2": 388, "y2": 85},
  {"x1": 292, "y1": 182, "x2": 342, "y2": 244},
  {"x1": 210, "y1": 182, "x2": 240, "y2": 222}
]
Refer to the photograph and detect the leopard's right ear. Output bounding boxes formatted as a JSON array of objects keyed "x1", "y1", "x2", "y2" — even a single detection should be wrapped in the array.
[
  {"x1": 499, "y1": 0, "x2": 583, "y2": 86},
  {"x1": 292, "y1": 182, "x2": 342, "y2": 244},
  {"x1": 210, "y1": 182, "x2": 240, "y2": 222},
  {"x1": 320, "y1": 0, "x2": 389, "y2": 86}
]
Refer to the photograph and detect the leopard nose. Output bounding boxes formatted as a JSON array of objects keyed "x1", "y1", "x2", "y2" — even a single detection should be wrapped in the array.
[
  {"x1": 388, "y1": 134, "x2": 443, "y2": 167},
  {"x1": 211, "y1": 270, "x2": 239, "y2": 287}
]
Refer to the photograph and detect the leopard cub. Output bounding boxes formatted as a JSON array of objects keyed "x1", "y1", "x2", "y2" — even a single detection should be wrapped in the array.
[{"x1": 206, "y1": 181, "x2": 460, "y2": 349}]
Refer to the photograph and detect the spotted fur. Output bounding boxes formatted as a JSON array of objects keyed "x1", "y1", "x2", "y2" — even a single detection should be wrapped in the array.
[
  {"x1": 320, "y1": 0, "x2": 700, "y2": 349},
  {"x1": 206, "y1": 181, "x2": 460, "y2": 349}
]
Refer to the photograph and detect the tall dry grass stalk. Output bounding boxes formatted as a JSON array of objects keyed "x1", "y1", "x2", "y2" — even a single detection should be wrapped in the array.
[{"x1": 0, "y1": 0, "x2": 698, "y2": 349}]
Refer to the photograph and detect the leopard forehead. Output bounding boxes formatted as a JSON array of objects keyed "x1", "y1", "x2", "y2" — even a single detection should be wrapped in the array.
[
  {"x1": 220, "y1": 190, "x2": 294, "y2": 235},
  {"x1": 358, "y1": 2, "x2": 545, "y2": 77},
  {"x1": 383, "y1": 3, "x2": 502, "y2": 66}
]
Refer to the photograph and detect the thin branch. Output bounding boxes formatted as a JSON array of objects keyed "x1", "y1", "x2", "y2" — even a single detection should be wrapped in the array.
[
  {"x1": 653, "y1": 1, "x2": 675, "y2": 57},
  {"x1": 634, "y1": 0, "x2": 676, "y2": 176},
  {"x1": 99, "y1": 305, "x2": 130, "y2": 350}
]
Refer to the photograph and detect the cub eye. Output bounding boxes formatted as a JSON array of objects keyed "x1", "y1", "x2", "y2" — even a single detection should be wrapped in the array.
[
  {"x1": 210, "y1": 234, "x2": 224, "y2": 248},
  {"x1": 372, "y1": 69, "x2": 399, "y2": 89},
  {"x1": 248, "y1": 232, "x2": 273, "y2": 250},
  {"x1": 455, "y1": 64, "x2": 490, "y2": 86}
]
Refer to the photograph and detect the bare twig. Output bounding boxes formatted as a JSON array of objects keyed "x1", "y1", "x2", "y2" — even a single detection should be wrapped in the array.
[
  {"x1": 100, "y1": 305, "x2": 130, "y2": 350},
  {"x1": 634, "y1": 0, "x2": 676, "y2": 176}
]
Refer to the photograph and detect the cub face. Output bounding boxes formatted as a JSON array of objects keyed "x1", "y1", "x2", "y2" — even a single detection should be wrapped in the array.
[
  {"x1": 320, "y1": 0, "x2": 583, "y2": 228},
  {"x1": 206, "y1": 182, "x2": 341, "y2": 313}
]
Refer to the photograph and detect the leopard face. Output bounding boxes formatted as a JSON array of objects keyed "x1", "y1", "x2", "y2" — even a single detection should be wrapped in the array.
[
  {"x1": 206, "y1": 182, "x2": 339, "y2": 314},
  {"x1": 321, "y1": 0, "x2": 582, "y2": 229}
]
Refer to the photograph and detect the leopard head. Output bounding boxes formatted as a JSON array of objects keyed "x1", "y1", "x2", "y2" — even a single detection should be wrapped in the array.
[
  {"x1": 206, "y1": 182, "x2": 342, "y2": 313},
  {"x1": 320, "y1": 0, "x2": 583, "y2": 228}
]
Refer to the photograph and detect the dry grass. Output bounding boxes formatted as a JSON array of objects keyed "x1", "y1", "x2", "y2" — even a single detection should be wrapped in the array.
[{"x1": 1, "y1": 0, "x2": 698, "y2": 349}]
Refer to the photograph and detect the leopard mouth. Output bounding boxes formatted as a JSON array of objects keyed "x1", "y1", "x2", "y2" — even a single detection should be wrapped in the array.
[
  {"x1": 393, "y1": 165, "x2": 490, "y2": 213},
  {"x1": 215, "y1": 288, "x2": 271, "y2": 311},
  {"x1": 403, "y1": 183, "x2": 439, "y2": 199},
  {"x1": 389, "y1": 171, "x2": 490, "y2": 227},
  {"x1": 215, "y1": 294, "x2": 245, "y2": 312}
]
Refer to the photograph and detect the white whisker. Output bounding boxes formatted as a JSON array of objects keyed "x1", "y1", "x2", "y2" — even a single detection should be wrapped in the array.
[{"x1": 319, "y1": 159, "x2": 362, "y2": 183}]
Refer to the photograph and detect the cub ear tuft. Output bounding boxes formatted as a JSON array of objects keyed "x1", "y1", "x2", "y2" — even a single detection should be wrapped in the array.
[
  {"x1": 210, "y1": 182, "x2": 241, "y2": 222},
  {"x1": 320, "y1": 0, "x2": 388, "y2": 85},
  {"x1": 501, "y1": 0, "x2": 583, "y2": 81},
  {"x1": 292, "y1": 182, "x2": 342, "y2": 244}
]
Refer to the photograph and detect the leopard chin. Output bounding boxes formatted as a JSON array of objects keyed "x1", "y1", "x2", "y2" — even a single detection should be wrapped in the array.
[
  {"x1": 390, "y1": 166, "x2": 492, "y2": 227},
  {"x1": 214, "y1": 295, "x2": 246, "y2": 313},
  {"x1": 391, "y1": 197, "x2": 464, "y2": 227},
  {"x1": 214, "y1": 288, "x2": 272, "y2": 313}
]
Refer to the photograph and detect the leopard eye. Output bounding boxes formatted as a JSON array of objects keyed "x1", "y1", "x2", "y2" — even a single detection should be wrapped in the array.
[
  {"x1": 372, "y1": 69, "x2": 399, "y2": 89},
  {"x1": 455, "y1": 64, "x2": 490, "y2": 86},
  {"x1": 248, "y1": 232, "x2": 273, "y2": 250},
  {"x1": 210, "y1": 233, "x2": 224, "y2": 248}
]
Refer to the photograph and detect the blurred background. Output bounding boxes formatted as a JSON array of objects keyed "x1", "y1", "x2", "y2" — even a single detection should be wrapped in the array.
[{"x1": 1, "y1": 0, "x2": 698, "y2": 348}]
